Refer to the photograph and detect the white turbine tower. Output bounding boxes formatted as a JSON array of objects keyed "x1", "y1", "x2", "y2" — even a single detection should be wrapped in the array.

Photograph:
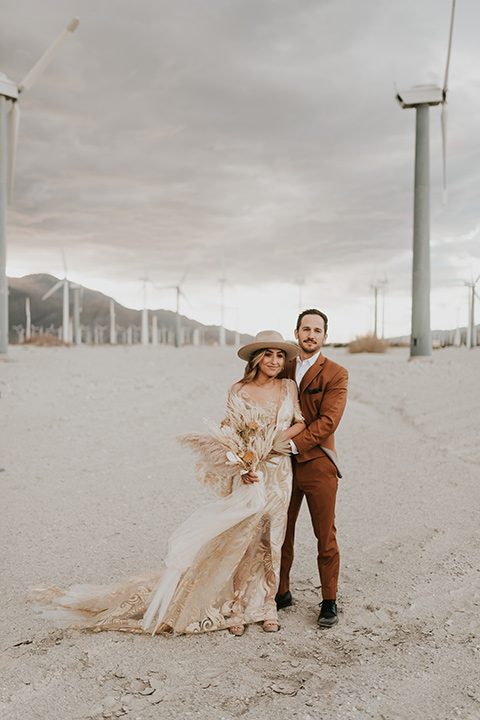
[
  {"x1": 109, "y1": 298, "x2": 117, "y2": 345},
  {"x1": 25, "y1": 296, "x2": 31, "y2": 341},
  {"x1": 140, "y1": 275, "x2": 150, "y2": 345},
  {"x1": 219, "y1": 276, "x2": 226, "y2": 346},
  {"x1": 71, "y1": 283, "x2": 82, "y2": 344},
  {"x1": 395, "y1": 1, "x2": 456, "y2": 359},
  {"x1": 465, "y1": 275, "x2": 480, "y2": 349},
  {"x1": 371, "y1": 278, "x2": 388, "y2": 339},
  {"x1": 218, "y1": 275, "x2": 232, "y2": 346},
  {"x1": 0, "y1": 17, "x2": 79, "y2": 354},
  {"x1": 371, "y1": 283, "x2": 380, "y2": 338}
]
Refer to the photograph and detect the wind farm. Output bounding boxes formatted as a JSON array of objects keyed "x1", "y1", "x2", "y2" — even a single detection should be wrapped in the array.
[
  {"x1": 7, "y1": 273, "x2": 253, "y2": 347},
  {"x1": 1, "y1": 0, "x2": 478, "y2": 351}
]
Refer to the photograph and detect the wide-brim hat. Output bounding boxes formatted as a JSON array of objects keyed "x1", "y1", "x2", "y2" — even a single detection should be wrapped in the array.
[{"x1": 237, "y1": 330, "x2": 299, "y2": 362}]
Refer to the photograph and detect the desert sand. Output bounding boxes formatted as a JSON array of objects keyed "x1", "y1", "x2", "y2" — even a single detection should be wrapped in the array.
[{"x1": 1, "y1": 343, "x2": 479, "y2": 720}]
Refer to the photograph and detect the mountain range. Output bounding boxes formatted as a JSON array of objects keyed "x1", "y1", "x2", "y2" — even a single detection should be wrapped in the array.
[{"x1": 8, "y1": 274, "x2": 253, "y2": 346}]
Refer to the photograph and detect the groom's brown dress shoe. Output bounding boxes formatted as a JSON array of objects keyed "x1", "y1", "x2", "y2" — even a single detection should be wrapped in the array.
[
  {"x1": 317, "y1": 599, "x2": 338, "y2": 628},
  {"x1": 275, "y1": 591, "x2": 293, "y2": 610}
]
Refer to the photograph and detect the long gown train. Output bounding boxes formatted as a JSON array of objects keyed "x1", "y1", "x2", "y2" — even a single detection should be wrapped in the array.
[{"x1": 32, "y1": 379, "x2": 303, "y2": 635}]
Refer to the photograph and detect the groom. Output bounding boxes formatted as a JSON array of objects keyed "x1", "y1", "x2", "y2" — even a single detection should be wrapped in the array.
[{"x1": 276, "y1": 309, "x2": 348, "y2": 628}]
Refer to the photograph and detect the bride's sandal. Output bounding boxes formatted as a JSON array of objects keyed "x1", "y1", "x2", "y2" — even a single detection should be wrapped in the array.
[
  {"x1": 229, "y1": 624, "x2": 245, "y2": 636},
  {"x1": 263, "y1": 620, "x2": 280, "y2": 633}
]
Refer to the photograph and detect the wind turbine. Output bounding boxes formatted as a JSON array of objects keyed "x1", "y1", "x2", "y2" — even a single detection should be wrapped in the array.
[
  {"x1": 25, "y1": 296, "x2": 31, "y2": 341},
  {"x1": 139, "y1": 275, "x2": 150, "y2": 345},
  {"x1": 0, "y1": 17, "x2": 79, "y2": 354},
  {"x1": 41, "y1": 251, "x2": 76, "y2": 342},
  {"x1": 42, "y1": 275, "x2": 70, "y2": 342},
  {"x1": 218, "y1": 274, "x2": 232, "y2": 346},
  {"x1": 395, "y1": 1, "x2": 456, "y2": 358},
  {"x1": 157, "y1": 269, "x2": 189, "y2": 348},
  {"x1": 109, "y1": 298, "x2": 117, "y2": 345},
  {"x1": 465, "y1": 275, "x2": 480, "y2": 349},
  {"x1": 371, "y1": 278, "x2": 388, "y2": 339},
  {"x1": 371, "y1": 284, "x2": 380, "y2": 338}
]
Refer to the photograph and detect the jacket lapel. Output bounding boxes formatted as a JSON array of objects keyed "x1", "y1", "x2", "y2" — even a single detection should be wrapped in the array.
[{"x1": 299, "y1": 352, "x2": 325, "y2": 393}]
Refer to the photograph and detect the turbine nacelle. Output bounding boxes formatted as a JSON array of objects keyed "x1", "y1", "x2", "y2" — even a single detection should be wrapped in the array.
[
  {"x1": 396, "y1": 85, "x2": 444, "y2": 109},
  {"x1": 0, "y1": 74, "x2": 18, "y2": 100}
]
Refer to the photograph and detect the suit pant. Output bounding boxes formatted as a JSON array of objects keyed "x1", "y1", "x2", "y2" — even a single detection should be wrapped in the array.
[{"x1": 279, "y1": 454, "x2": 339, "y2": 600}]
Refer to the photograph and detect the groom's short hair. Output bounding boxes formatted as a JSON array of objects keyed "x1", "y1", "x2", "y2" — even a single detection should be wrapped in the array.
[{"x1": 296, "y1": 309, "x2": 328, "y2": 334}]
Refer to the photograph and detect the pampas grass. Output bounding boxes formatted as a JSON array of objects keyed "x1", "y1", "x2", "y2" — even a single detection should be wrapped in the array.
[
  {"x1": 23, "y1": 334, "x2": 68, "y2": 347},
  {"x1": 348, "y1": 334, "x2": 388, "y2": 354},
  {"x1": 178, "y1": 392, "x2": 290, "y2": 474}
]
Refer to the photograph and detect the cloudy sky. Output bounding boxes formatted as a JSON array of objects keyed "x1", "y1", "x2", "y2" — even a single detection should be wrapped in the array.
[{"x1": 3, "y1": 0, "x2": 479, "y2": 342}]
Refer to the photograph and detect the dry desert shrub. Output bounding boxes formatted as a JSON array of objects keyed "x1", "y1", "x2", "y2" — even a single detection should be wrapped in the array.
[
  {"x1": 348, "y1": 334, "x2": 387, "y2": 354},
  {"x1": 23, "y1": 334, "x2": 68, "y2": 347}
]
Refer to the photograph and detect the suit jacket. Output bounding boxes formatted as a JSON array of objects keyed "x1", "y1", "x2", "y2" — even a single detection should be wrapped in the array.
[{"x1": 281, "y1": 353, "x2": 348, "y2": 477}]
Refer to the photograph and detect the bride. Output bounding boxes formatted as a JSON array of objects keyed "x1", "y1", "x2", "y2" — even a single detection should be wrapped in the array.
[{"x1": 33, "y1": 331, "x2": 305, "y2": 636}]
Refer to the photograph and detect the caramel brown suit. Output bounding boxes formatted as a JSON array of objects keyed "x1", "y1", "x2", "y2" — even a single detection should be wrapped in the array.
[{"x1": 279, "y1": 353, "x2": 348, "y2": 600}]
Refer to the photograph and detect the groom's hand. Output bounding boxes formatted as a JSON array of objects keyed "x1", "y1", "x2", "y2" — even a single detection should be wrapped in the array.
[{"x1": 242, "y1": 471, "x2": 259, "y2": 484}]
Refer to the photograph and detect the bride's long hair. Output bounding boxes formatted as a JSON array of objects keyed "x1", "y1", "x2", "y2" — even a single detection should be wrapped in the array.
[{"x1": 240, "y1": 348, "x2": 286, "y2": 385}]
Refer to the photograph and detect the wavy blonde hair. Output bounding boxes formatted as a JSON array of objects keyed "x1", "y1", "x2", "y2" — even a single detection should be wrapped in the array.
[{"x1": 239, "y1": 348, "x2": 286, "y2": 384}]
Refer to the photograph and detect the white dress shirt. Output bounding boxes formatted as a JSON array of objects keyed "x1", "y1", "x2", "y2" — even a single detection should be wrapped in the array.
[
  {"x1": 295, "y1": 350, "x2": 321, "y2": 388},
  {"x1": 290, "y1": 350, "x2": 321, "y2": 454}
]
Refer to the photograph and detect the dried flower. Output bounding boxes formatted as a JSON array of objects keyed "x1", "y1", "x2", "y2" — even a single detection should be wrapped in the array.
[{"x1": 177, "y1": 393, "x2": 290, "y2": 477}]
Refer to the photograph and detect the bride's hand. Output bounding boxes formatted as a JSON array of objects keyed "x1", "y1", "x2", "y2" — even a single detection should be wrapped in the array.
[{"x1": 242, "y1": 471, "x2": 259, "y2": 484}]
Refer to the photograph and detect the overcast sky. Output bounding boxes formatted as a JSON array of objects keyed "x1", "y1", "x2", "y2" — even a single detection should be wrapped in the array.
[{"x1": 3, "y1": 0, "x2": 479, "y2": 342}]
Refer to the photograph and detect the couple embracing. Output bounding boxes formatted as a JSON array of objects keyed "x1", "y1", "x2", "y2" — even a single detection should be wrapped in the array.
[{"x1": 34, "y1": 309, "x2": 348, "y2": 637}]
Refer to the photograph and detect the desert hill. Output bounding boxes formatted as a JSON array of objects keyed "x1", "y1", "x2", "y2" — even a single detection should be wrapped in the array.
[{"x1": 8, "y1": 274, "x2": 252, "y2": 345}]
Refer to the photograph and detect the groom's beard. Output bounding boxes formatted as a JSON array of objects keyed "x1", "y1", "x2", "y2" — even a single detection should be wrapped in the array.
[{"x1": 299, "y1": 338, "x2": 320, "y2": 355}]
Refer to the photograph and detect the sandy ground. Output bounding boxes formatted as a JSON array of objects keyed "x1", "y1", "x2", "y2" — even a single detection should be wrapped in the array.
[{"x1": 1, "y1": 343, "x2": 479, "y2": 720}]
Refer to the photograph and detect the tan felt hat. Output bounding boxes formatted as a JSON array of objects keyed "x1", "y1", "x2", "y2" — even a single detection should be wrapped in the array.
[{"x1": 237, "y1": 330, "x2": 299, "y2": 362}]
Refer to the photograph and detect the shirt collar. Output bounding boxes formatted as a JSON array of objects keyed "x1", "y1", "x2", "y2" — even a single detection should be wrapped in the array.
[{"x1": 296, "y1": 350, "x2": 321, "y2": 367}]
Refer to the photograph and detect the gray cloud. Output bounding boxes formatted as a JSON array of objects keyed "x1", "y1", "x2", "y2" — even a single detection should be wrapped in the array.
[{"x1": 3, "y1": 0, "x2": 480, "y2": 340}]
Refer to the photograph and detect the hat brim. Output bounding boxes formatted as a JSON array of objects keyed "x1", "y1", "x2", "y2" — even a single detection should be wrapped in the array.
[{"x1": 237, "y1": 341, "x2": 299, "y2": 362}]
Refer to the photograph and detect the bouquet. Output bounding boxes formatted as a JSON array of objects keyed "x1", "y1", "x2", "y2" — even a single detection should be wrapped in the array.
[{"x1": 177, "y1": 393, "x2": 290, "y2": 484}]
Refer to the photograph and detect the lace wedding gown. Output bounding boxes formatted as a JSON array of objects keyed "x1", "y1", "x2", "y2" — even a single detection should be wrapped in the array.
[{"x1": 33, "y1": 379, "x2": 303, "y2": 635}]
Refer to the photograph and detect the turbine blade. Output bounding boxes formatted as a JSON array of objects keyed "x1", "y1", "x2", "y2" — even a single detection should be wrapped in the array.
[
  {"x1": 41, "y1": 280, "x2": 64, "y2": 300},
  {"x1": 443, "y1": 0, "x2": 456, "y2": 96},
  {"x1": 179, "y1": 267, "x2": 190, "y2": 287},
  {"x1": 180, "y1": 290, "x2": 193, "y2": 310},
  {"x1": 61, "y1": 248, "x2": 68, "y2": 276},
  {"x1": 7, "y1": 102, "x2": 20, "y2": 202},
  {"x1": 18, "y1": 17, "x2": 80, "y2": 93},
  {"x1": 441, "y1": 102, "x2": 448, "y2": 205}
]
